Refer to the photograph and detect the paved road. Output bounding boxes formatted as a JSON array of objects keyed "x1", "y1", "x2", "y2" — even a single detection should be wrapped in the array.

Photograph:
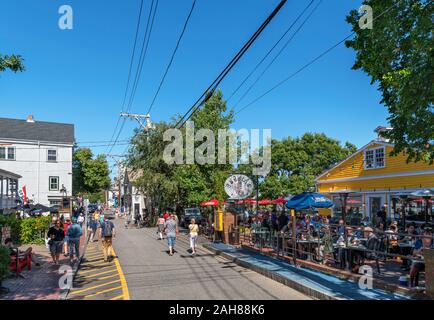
[{"x1": 112, "y1": 217, "x2": 311, "y2": 300}]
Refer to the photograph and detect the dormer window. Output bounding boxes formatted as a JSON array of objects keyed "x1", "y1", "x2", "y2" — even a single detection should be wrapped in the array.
[{"x1": 364, "y1": 147, "x2": 385, "y2": 169}]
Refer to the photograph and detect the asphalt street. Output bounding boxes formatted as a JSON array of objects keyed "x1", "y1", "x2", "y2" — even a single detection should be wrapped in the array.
[{"x1": 111, "y1": 217, "x2": 311, "y2": 300}]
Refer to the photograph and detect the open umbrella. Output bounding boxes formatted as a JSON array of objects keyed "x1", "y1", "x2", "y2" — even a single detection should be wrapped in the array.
[
  {"x1": 258, "y1": 199, "x2": 272, "y2": 205},
  {"x1": 272, "y1": 197, "x2": 287, "y2": 204},
  {"x1": 285, "y1": 192, "x2": 333, "y2": 211},
  {"x1": 200, "y1": 199, "x2": 219, "y2": 207},
  {"x1": 411, "y1": 189, "x2": 434, "y2": 223}
]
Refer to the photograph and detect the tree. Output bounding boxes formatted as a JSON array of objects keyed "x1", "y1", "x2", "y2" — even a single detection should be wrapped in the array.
[
  {"x1": 0, "y1": 54, "x2": 25, "y2": 72},
  {"x1": 346, "y1": 0, "x2": 433, "y2": 163},
  {"x1": 260, "y1": 133, "x2": 357, "y2": 198},
  {"x1": 73, "y1": 148, "x2": 111, "y2": 201},
  {"x1": 127, "y1": 90, "x2": 235, "y2": 215}
]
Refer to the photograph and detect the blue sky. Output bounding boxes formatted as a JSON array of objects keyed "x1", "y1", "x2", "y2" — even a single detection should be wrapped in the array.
[{"x1": 0, "y1": 0, "x2": 390, "y2": 172}]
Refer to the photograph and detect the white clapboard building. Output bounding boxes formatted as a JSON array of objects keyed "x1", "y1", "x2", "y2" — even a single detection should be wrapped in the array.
[{"x1": 0, "y1": 115, "x2": 75, "y2": 206}]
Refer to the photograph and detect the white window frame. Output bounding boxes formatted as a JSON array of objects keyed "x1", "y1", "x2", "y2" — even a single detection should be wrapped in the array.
[
  {"x1": 49, "y1": 176, "x2": 59, "y2": 191},
  {"x1": 0, "y1": 146, "x2": 16, "y2": 161},
  {"x1": 364, "y1": 146, "x2": 386, "y2": 170},
  {"x1": 47, "y1": 149, "x2": 58, "y2": 162}
]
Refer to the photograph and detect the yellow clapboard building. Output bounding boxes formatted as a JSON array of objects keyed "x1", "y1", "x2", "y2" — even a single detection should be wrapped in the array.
[{"x1": 315, "y1": 127, "x2": 434, "y2": 225}]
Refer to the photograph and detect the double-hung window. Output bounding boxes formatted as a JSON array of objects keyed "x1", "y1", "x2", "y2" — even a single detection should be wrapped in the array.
[
  {"x1": 0, "y1": 147, "x2": 15, "y2": 160},
  {"x1": 47, "y1": 149, "x2": 57, "y2": 162},
  {"x1": 49, "y1": 177, "x2": 59, "y2": 191},
  {"x1": 364, "y1": 147, "x2": 385, "y2": 169}
]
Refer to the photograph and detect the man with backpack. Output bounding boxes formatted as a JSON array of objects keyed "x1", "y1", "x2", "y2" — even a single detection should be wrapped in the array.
[
  {"x1": 99, "y1": 216, "x2": 116, "y2": 262},
  {"x1": 68, "y1": 217, "x2": 83, "y2": 264}
]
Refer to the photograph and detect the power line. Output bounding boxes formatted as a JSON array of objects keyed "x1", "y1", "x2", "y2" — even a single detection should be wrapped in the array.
[
  {"x1": 233, "y1": 0, "x2": 323, "y2": 109},
  {"x1": 227, "y1": 0, "x2": 316, "y2": 103},
  {"x1": 106, "y1": 0, "x2": 145, "y2": 154},
  {"x1": 146, "y1": 0, "x2": 197, "y2": 115},
  {"x1": 175, "y1": 0, "x2": 288, "y2": 129},
  {"x1": 235, "y1": 0, "x2": 401, "y2": 115},
  {"x1": 108, "y1": 0, "x2": 159, "y2": 155}
]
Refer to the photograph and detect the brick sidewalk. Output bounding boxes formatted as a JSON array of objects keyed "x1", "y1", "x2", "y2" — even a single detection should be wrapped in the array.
[{"x1": 0, "y1": 228, "x2": 87, "y2": 300}]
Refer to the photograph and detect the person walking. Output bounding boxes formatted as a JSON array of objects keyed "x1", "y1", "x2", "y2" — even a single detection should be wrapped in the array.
[
  {"x1": 77, "y1": 213, "x2": 85, "y2": 228},
  {"x1": 47, "y1": 220, "x2": 65, "y2": 265},
  {"x1": 88, "y1": 216, "x2": 98, "y2": 242},
  {"x1": 63, "y1": 218, "x2": 71, "y2": 257},
  {"x1": 189, "y1": 218, "x2": 199, "y2": 255},
  {"x1": 67, "y1": 217, "x2": 83, "y2": 264},
  {"x1": 157, "y1": 214, "x2": 166, "y2": 240},
  {"x1": 99, "y1": 216, "x2": 116, "y2": 262},
  {"x1": 164, "y1": 214, "x2": 179, "y2": 256}
]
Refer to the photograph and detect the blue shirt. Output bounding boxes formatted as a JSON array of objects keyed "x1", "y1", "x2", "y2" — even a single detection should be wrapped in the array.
[{"x1": 67, "y1": 223, "x2": 82, "y2": 239}]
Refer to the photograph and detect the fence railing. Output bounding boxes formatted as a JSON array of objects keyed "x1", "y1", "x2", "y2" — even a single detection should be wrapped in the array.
[{"x1": 229, "y1": 222, "x2": 432, "y2": 278}]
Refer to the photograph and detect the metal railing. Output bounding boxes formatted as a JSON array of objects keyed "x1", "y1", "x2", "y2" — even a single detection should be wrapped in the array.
[{"x1": 231, "y1": 222, "x2": 433, "y2": 277}]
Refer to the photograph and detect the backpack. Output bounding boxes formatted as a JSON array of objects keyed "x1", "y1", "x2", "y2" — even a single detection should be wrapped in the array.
[{"x1": 102, "y1": 221, "x2": 113, "y2": 237}]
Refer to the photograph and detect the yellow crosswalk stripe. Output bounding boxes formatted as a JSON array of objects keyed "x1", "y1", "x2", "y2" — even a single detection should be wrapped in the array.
[
  {"x1": 110, "y1": 294, "x2": 124, "y2": 300},
  {"x1": 75, "y1": 273, "x2": 119, "y2": 284},
  {"x1": 78, "y1": 269, "x2": 118, "y2": 279},
  {"x1": 78, "y1": 265, "x2": 115, "y2": 275},
  {"x1": 83, "y1": 286, "x2": 123, "y2": 299},
  {"x1": 69, "y1": 279, "x2": 121, "y2": 295}
]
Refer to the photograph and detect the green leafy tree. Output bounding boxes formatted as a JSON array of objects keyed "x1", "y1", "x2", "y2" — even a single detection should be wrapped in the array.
[
  {"x1": 127, "y1": 90, "x2": 235, "y2": 215},
  {"x1": 260, "y1": 133, "x2": 357, "y2": 198},
  {"x1": 346, "y1": 0, "x2": 433, "y2": 163},
  {"x1": 73, "y1": 148, "x2": 111, "y2": 200},
  {"x1": 0, "y1": 54, "x2": 25, "y2": 72}
]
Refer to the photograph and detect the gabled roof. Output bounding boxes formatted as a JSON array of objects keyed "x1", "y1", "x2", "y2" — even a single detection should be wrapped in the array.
[
  {"x1": 315, "y1": 140, "x2": 394, "y2": 182},
  {"x1": 0, "y1": 117, "x2": 75, "y2": 144}
]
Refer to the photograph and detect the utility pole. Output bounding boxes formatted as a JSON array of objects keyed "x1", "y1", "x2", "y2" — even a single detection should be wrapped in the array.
[
  {"x1": 120, "y1": 112, "x2": 154, "y2": 132},
  {"x1": 104, "y1": 154, "x2": 125, "y2": 213}
]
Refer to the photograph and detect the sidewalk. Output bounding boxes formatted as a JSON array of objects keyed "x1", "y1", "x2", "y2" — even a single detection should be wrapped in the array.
[
  {"x1": 0, "y1": 228, "x2": 87, "y2": 300},
  {"x1": 203, "y1": 242, "x2": 412, "y2": 300}
]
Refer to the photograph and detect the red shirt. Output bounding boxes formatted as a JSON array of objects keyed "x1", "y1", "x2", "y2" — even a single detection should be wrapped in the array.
[
  {"x1": 163, "y1": 213, "x2": 170, "y2": 220},
  {"x1": 64, "y1": 222, "x2": 71, "y2": 236}
]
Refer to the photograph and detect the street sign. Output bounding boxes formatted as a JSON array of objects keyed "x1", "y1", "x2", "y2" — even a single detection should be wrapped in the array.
[{"x1": 224, "y1": 174, "x2": 254, "y2": 199}]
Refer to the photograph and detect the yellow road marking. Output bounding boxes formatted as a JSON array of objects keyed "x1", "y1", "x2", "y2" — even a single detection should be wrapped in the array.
[
  {"x1": 83, "y1": 261, "x2": 112, "y2": 268},
  {"x1": 78, "y1": 265, "x2": 115, "y2": 275},
  {"x1": 75, "y1": 273, "x2": 119, "y2": 285},
  {"x1": 110, "y1": 294, "x2": 124, "y2": 300},
  {"x1": 112, "y1": 247, "x2": 130, "y2": 300},
  {"x1": 69, "y1": 279, "x2": 121, "y2": 295},
  {"x1": 79, "y1": 269, "x2": 119, "y2": 279},
  {"x1": 83, "y1": 286, "x2": 123, "y2": 299}
]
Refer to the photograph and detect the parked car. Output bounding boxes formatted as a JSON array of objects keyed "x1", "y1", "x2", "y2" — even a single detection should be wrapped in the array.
[{"x1": 181, "y1": 208, "x2": 203, "y2": 228}]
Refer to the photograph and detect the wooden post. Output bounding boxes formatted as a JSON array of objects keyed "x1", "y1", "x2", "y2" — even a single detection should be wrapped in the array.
[{"x1": 291, "y1": 209, "x2": 296, "y2": 265}]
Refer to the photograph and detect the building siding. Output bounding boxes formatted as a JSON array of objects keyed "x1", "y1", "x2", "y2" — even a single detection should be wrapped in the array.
[
  {"x1": 318, "y1": 143, "x2": 434, "y2": 182},
  {"x1": 0, "y1": 141, "x2": 73, "y2": 206}
]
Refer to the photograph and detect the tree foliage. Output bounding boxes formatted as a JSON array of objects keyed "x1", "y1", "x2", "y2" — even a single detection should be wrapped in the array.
[
  {"x1": 73, "y1": 148, "x2": 111, "y2": 198},
  {"x1": 259, "y1": 134, "x2": 357, "y2": 199},
  {"x1": 346, "y1": 0, "x2": 433, "y2": 163},
  {"x1": 126, "y1": 90, "x2": 358, "y2": 213},
  {"x1": 0, "y1": 54, "x2": 25, "y2": 73}
]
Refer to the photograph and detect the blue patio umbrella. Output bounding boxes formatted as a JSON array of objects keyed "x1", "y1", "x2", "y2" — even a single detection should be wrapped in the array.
[{"x1": 285, "y1": 192, "x2": 333, "y2": 211}]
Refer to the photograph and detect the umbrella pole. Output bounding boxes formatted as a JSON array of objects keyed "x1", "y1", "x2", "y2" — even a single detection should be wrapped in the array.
[{"x1": 291, "y1": 209, "x2": 297, "y2": 266}]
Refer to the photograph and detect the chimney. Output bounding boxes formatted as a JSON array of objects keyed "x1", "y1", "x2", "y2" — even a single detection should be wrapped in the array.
[
  {"x1": 26, "y1": 115, "x2": 35, "y2": 123},
  {"x1": 374, "y1": 126, "x2": 392, "y2": 142}
]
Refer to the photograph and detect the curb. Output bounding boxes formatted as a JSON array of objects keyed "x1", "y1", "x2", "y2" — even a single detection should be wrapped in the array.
[
  {"x1": 203, "y1": 243, "x2": 336, "y2": 300},
  {"x1": 59, "y1": 228, "x2": 89, "y2": 300}
]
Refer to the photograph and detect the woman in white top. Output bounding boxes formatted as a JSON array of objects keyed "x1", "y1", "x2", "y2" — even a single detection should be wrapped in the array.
[
  {"x1": 189, "y1": 218, "x2": 199, "y2": 255},
  {"x1": 157, "y1": 215, "x2": 166, "y2": 240}
]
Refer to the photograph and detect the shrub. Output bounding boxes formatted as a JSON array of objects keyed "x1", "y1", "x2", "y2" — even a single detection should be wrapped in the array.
[
  {"x1": 19, "y1": 216, "x2": 51, "y2": 245},
  {"x1": 0, "y1": 246, "x2": 11, "y2": 283},
  {"x1": 0, "y1": 214, "x2": 21, "y2": 243}
]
